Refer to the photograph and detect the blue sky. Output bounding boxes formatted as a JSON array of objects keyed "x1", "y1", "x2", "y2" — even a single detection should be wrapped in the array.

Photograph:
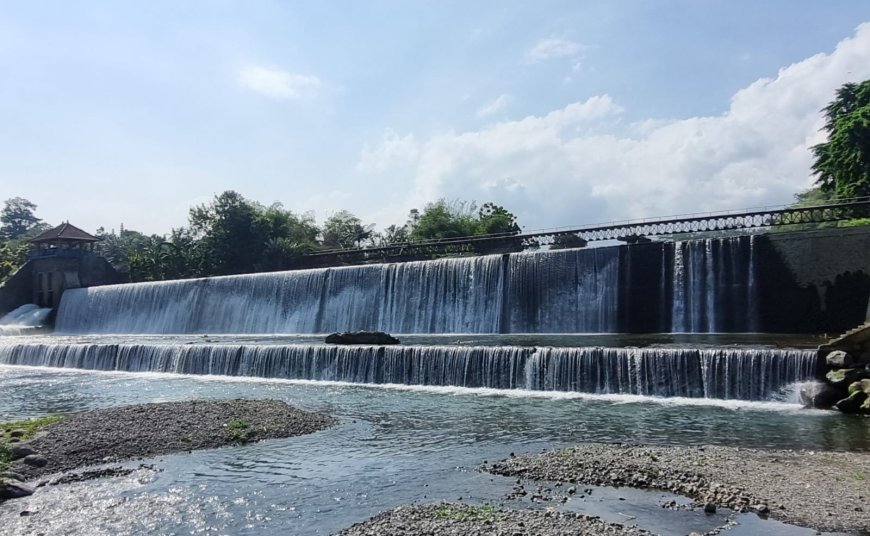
[{"x1": 2, "y1": 1, "x2": 870, "y2": 235}]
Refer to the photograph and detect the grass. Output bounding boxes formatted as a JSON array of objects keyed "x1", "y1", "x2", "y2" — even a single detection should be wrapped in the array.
[
  {"x1": 0, "y1": 415, "x2": 63, "y2": 472},
  {"x1": 434, "y1": 504, "x2": 498, "y2": 523},
  {"x1": 1, "y1": 415, "x2": 63, "y2": 443},
  {"x1": 225, "y1": 419, "x2": 251, "y2": 443}
]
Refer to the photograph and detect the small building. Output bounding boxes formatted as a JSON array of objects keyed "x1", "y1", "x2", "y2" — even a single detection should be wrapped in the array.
[
  {"x1": 28, "y1": 223, "x2": 104, "y2": 308},
  {"x1": 0, "y1": 223, "x2": 124, "y2": 316}
]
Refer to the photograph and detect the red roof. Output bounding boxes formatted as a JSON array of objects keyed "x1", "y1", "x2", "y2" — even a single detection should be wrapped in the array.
[{"x1": 29, "y1": 222, "x2": 100, "y2": 243}]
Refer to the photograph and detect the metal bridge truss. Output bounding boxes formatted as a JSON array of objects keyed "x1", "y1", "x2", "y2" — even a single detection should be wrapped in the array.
[{"x1": 299, "y1": 198, "x2": 870, "y2": 268}]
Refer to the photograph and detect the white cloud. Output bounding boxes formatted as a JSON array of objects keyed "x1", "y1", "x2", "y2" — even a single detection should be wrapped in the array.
[
  {"x1": 238, "y1": 65, "x2": 322, "y2": 99},
  {"x1": 525, "y1": 37, "x2": 582, "y2": 63},
  {"x1": 476, "y1": 94, "x2": 512, "y2": 117},
  {"x1": 357, "y1": 129, "x2": 419, "y2": 174},
  {"x1": 358, "y1": 24, "x2": 870, "y2": 230}
]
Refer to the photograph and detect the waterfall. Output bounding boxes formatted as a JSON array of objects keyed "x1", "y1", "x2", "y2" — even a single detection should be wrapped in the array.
[
  {"x1": 0, "y1": 342, "x2": 817, "y2": 401},
  {"x1": 54, "y1": 237, "x2": 763, "y2": 335},
  {"x1": 670, "y1": 237, "x2": 758, "y2": 333},
  {"x1": 0, "y1": 304, "x2": 53, "y2": 336}
]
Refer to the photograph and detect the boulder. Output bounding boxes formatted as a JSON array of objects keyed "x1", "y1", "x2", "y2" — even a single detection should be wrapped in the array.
[
  {"x1": 835, "y1": 390, "x2": 870, "y2": 414},
  {"x1": 825, "y1": 350, "x2": 854, "y2": 369},
  {"x1": 799, "y1": 382, "x2": 844, "y2": 410},
  {"x1": 325, "y1": 331, "x2": 400, "y2": 345},
  {"x1": 22, "y1": 454, "x2": 48, "y2": 468},
  {"x1": 0, "y1": 480, "x2": 34, "y2": 500},
  {"x1": 9, "y1": 445, "x2": 36, "y2": 461},
  {"x1": 8, "y1": 429, "x2": 27, "y2": 438},
  {"x1": 825, "y1": 368, "x2": 870, "y2": 387}
]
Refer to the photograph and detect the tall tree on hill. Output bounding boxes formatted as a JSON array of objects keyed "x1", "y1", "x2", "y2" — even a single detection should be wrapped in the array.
[
  {"x1": 812, "y1": 79, "x2": 870, "y2": 199},
  {"x1": 0, "y1": 197, "x2": 43, "y2": 240}
]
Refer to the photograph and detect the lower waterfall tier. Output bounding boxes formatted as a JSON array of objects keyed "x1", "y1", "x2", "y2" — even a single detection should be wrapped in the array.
[{"x1": 0, "y1": 342, "x2": 818, "y2": 401}]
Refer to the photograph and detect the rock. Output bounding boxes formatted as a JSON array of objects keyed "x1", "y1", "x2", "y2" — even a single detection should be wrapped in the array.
[
  {"x1": 8, "y1": 429, "x2": 27, "y2": 438},
  {"x1": 10, "y1": 445, "x2": 37, "y2": 460},
  {"x1": 325, "y1": 331, "x2": 400, "y2": 345},
  {"x1": 835, "y1": 390, "x2": 869, "y2": 414},
  {"x1": 849, "y1": 378, "x2": 870, "y2": 397},
  {"x1": 4, "y1": 472, "x2": 26, "y2": 482},
  {"x1": 0, "y1": 480, "x2": 34, "y2": 500},
  {"x1": 22, "y1": 454, "x2": 48, "y2": 468},
  {"x1": 826, "y1": 368, "x2": 870, "y2": 387},
  {"x1": 826, "y1": 350, "x2": 854, "y2": 369},
  {"x1": 704, "y1": 502, "x2": 717, "y2": 514},
  {"x1": 799, "y1": 382, "x2": 843, "y2": 410}
]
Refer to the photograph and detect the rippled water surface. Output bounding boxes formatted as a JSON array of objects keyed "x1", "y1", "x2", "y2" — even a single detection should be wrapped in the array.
[{"x1": 0, "y1": 365, "x2": 863, "y2": 535}]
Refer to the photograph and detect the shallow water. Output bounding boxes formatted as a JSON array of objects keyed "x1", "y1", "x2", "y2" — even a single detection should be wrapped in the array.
[{"x1": 0, "y1": 365, "x2": 863, "y2": 535}]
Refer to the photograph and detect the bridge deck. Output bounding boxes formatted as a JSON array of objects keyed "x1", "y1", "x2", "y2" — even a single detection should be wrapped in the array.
[{"x1": 300, "y1": 198, "x2": 870, "y2": 268}]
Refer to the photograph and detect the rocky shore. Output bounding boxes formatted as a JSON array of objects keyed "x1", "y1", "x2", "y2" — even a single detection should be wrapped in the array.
[
  {"x1": 487, "y1": 443, "x2": 870, "y2": 533},
  {"x1": 1, "y1": 399, "x2": 335, "y2": 499},
  {"x1": 335, "y1": 503, "x2": 652, "y2": 536}
]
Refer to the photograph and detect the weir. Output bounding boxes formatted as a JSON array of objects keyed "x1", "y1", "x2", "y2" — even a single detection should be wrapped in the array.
[
  {"x1": 0, "y1": 342, "x2": 817, "y2": 401},
  {"x1": 54, "y1": 236, "x2": 759, "y2": 335}
]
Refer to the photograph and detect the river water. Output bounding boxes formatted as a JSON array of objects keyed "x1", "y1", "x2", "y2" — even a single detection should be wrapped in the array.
[{"x1": 0, "y1": 347, "x2": 864, "y2": 536}]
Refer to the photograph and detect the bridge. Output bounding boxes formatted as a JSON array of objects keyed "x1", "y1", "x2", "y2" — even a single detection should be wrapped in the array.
[{"x1": 298, "y1": 197, "x2": 870, "y2": 268}]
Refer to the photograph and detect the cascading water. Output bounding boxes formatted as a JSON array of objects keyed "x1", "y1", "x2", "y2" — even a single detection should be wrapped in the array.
[
  {"x1": 670, "y1": 236, "x2": 758, "y2": 333},
  {"x1": 54, "y1": 238, "x2": 762, "y2": 335},
  {"x1": 0, "y1": 341, "x2": 817, "y2": 401},
  {"x1": 0, "y1": 303, "x2": 53, "y2": 335}
]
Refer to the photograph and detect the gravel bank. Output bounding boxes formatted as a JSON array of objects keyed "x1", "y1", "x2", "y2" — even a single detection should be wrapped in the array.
[
  {"x1": 9, "y1": 399, "x2": 335, "y2": 479},
  {"x1": 334, "y1": 503, "x2": 652, "y2": 536},
  {"x1": 488, "y1": 443, "x2": 870, "y2": 533}
]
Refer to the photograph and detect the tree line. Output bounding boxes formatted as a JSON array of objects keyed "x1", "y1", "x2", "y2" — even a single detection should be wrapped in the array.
[{"x1": 0, "y1": 193, "x2": 521, "y2": 282}]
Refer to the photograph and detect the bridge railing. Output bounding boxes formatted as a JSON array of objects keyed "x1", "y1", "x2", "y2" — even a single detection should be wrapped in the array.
[{"x1": 299, "y1": 196, "x2": 870, "y2": 267}]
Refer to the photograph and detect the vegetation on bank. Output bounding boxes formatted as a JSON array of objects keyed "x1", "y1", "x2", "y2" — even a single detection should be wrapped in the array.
[
  {"x1": 0, "y1": 193, "x2": 520, "y2": 283},
  {"x1": 0, "y1": 415, "x2": 64, "y2": 471}
]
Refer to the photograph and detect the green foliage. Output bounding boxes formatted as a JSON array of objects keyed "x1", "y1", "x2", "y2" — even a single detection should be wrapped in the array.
[
  {"x1": 408, "y1": 199, "x2": 520, "y2": 242},
  {"x1": 0, "y1": 197, "x2": 43, "y2": 240},
  {"x1": 225, "y1": 419, "x2": 251, "y2": 443},
  {"x1": 0, "y1": 241, "x2": 28, "y2": 282},
  {"x1": 188, "y1": 192, "x2": 320, "y2": 276},
  {"x1": 812, "y1": 80, "x2": 870, "y2": 199},
  {"x1": 321, "y1": 210, "x2": 374, "y2": 249},
  {"x1": 1, "y1": 415, "x2": 63, "y2": 442}
]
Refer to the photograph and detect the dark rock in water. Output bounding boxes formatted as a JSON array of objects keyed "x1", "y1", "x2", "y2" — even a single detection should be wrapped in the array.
[
  {"x1": 799, "y1": 382, "x2": 843, "y2": 410},
  {"x1": 835, "y1": 390, "x2": 869, "y2": 414},
  {"x1": 10, "y1": 445, "x2": 37, "y2": 460},
  {"x1": 325, "y1": 331, "x2": 400, "y2": 345},
  {"x1": 0, "y1": 480, "x2": 34, "y2": 500},
  {"x1": 826, "y1": 350, "x2": 854, "y2": 369},
  {"x1": 22, "y1": 455, "x2": 48, "y2": 468},
  {"x1": 703, "y1": 502, "x2": 717, "y2": 514}
]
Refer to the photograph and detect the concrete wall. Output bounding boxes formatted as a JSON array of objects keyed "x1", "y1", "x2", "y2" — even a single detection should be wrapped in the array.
[{"x1": 0, "y1": 255, "x2": 125, "y2": 318}]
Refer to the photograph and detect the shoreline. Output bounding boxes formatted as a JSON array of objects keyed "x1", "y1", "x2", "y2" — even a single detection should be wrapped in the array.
[
  {"x1": 2, "y1": 399, "x2": 336, "y2": 484},
  {"x1": 486, "y1": 443, "x2": 870, "y2": 533}
]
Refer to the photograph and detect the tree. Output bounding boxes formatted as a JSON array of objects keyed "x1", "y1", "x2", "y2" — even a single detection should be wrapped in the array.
[
  {"x1": 321, "y1": 210, "x2": 374, "y2": 249},
  {"x1": 476, "y1": 202, "x2": 520, "y2": 235},
  {"x1": 1, "y1": 197, "x2": 42, "y2": 240},
  {"x1": 408, "y1": 200, "x2": 479, "y2": 241},
  {"x1": 812, "y1": 80, "x2": 870, "y2": 199}
]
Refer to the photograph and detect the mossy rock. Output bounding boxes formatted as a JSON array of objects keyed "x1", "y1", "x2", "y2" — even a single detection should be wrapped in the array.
[
  {"x1": 827, "y1": 368, "x2": 870, "y2": 386},
  {"x1": 835, "y1": 390, "x2": 870, "y2": 414}
]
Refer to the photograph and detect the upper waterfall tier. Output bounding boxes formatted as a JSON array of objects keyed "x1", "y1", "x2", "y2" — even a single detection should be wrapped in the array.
[{"x1": 56, "y1": 237, "x2": 759, "y2": 335}]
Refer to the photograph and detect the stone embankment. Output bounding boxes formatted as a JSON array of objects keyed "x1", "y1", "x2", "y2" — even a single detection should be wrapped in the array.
[
  {"x1": 1, "y1": 399, "x2": 335, "y2": 502},
  {"x1": 335, "y1": 503, "x2": 652, "y2": 536},
  {"x1": 486, "y1": 443, "x2": 870, "y2": 534},
  {"x1": 805, "y1": 322, "x2": 870, "y2": 414}
]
